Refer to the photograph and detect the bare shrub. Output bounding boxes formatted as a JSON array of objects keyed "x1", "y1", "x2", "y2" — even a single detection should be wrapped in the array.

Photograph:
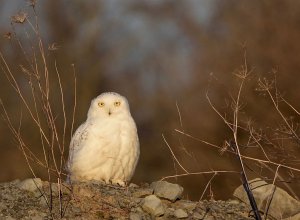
[
  {"x1": 162, "y1": 52, "x2": 300, "y2": 218},
  {"x1": 0, "y1": 3, "x2": 76, "y2": 218}
]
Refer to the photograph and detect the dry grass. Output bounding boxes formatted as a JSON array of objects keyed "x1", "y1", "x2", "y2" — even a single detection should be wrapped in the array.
[
  {"x1": 0, "y1": 4, "x2": 76, "y2": 218},
  {"x1": 162, "y1": 51, "x2": 300, "y2": 219}
]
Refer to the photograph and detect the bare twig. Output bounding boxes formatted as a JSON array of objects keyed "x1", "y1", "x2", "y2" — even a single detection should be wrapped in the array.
[
  {"x1": 199, "y1": 172, "x2": 218, "y2": 201},
  {"x1": 162, "y1": 134, "x2": 189, "y2": 174},
  {"x1": 161, "y1": 170, "x2": 239, "y2": 181},
  {"x1": 175, "y1": 129, "x2": 300, "y2": 173}
]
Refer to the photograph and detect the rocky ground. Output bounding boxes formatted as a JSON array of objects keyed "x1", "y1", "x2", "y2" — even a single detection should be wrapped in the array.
[{"x1": 0, "y1": 178, "x2": 255, "y2": 220}]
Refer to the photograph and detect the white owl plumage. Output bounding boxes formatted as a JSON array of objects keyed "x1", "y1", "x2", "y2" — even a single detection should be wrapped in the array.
[{"x1": 67, "y1": 92, "x2": 139, "y2": 186}]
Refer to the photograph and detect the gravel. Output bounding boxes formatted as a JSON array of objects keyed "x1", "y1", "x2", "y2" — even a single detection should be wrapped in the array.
[{"x1": 0, "y1": 179, "x2": 257, "y2": 219}]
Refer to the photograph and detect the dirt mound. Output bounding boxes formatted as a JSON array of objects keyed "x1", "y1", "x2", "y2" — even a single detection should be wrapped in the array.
[{"x1": 0, "y1": 178, "x2": 253, "y2": 219}]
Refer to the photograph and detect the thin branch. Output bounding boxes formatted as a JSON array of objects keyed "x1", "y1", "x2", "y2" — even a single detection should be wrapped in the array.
[
  {"x1": 70, "y1": 64, "x2": 77, "y2": 140},
  {"x1": 175, "y1": 129, "x2": 300, "y2": 173},
  {"x1": 199, "y1": 172, "x2": 217, "y2": 201},
  {"x1": 162, "y1": 134, "x2": 189, "y2": 174},
  {"x1": 161, "y1": 170, "x2": 239, "y2": 181}
]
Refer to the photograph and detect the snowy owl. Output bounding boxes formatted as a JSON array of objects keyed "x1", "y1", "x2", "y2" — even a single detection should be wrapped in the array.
[{"x1": 67, "y1": 92, "x2": 139, "y2": 186}]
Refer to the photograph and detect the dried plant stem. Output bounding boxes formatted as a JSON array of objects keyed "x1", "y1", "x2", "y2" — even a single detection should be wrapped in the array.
[
  {"x1": 161, "y1": 170, "x2": 238, "y2": 181},
  {"x1": 70, "y1": 64, "x2": 77, "y2": 142},
  {"x1": 175, "y1": 129, "x2": 300, "y2": 173},
  {"x1": 266, "y1": 89, "x2": 300, "y2": 141},
  {"x1": 282, "y1": 98, "x2": 300, "y2": 116},
  {"x1": 0, "y1": 52, "x2": 50, "y2": 146},
  {"x1": 162, "y1": 134, "x2": 189, "y2": 174},
  {"x1": 0, "y1": 5, "x2": 76, "y2": 218},
  {"x1": 199, "y1": 172, "x2": 217, "y2": 201},
  {"x1": 264, "y1": 165, "x2": 280, "y2": 219}
]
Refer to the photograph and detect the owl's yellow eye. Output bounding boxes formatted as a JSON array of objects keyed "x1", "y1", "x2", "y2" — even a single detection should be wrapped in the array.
[
  {"x1": 114, "y1": 101, "x2": 121, "y2": 107},
  {"x1": 98, "y1": 102, "x2": 105, "y2": 107}
]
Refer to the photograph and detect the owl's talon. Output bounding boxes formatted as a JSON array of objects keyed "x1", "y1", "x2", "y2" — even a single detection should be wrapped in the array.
[{"x1": 111, "y1": 179, "x2": 126, "y2": 187}]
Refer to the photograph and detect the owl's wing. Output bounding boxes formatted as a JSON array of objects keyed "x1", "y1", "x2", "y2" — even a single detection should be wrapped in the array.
[{"x1": 67, "y1": 121, "x2": 91, "y2": 169}]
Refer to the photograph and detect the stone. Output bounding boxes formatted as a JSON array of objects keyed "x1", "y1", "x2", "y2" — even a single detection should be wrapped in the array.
[
  {"x1": 165, "y1": 207, "x2": 175, "y2": 216},
  {"x1": 227, "y1": 199, "x2": 240, "y2": 205},
  {"x1": 18, "y1": 178, "x2": 43, "y2": 192},
  {"x1": 73, "y1": 185, "x2": 94, "y2": 198},
  {"x1": 129, "y1": 212, "x2": 142, "y2": 220},
  {"x1": 283, "y1": 212, "x2": 300, "y2": 220},
  {"x1": 135, "y1": 207, "x2": 144, "y2": 213},
  {"x1": 39, "y1": 196, "x2": 48, "y2": 208},
  {"x1": 4, "y1": 216, "x2": 16, "y2": 220},
  {"x1": 142, "y1": 195, "x2": 165, "y2": 217},
  {"x1": 204, "y1": 216, "x2": 215, "y2": 220},
  {"x1": 174, "y1": 209, "x2": 188, "y2": 218},
  {"x1": 132, "y1": 187, "x2": 153, "y2": 198},
  {"x1": 193, "y1": 212, "x2": 203, "y2": 219},
  {"x1": 233, "y1": 178, "x2": 300, "y2": 219},
  {"x1": 176, "y1": 200, "x2": 197, "y2": 212},
  {"x1": 150, "y1": 181, "x2": 183, "y2": 202},
  {"x1": 30, "y1": 215, "x2": 46, "y2": 220},
  {"x1": 129, "y1": 183, "x2": 139, "y2": 188},
  {"x1": 0, "y1": 202, "x2": 7, "y2": 212}
]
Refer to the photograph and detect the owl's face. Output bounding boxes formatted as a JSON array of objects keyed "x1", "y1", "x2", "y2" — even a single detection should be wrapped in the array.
[{"x1": 87, "y1": 92, "x2": 131, "y2": 119}]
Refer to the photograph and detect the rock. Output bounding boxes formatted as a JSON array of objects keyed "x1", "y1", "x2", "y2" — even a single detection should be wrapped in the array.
[
  {"x1": 129, "y1": 183, "x2": 139, "y2": 188},
  {"x1": 283, "y1": 212, "x2": 300, "y2": 220},
  {"x1": 3, "y1": 216, "x2": 16, "y2": 220},
  {"x1": 227, "y1": 199, "x2": 240, "y2": 205},
  {"x1": 43, "y1": 181, "x2": 69, "y2": 194},
  {"x1": 30, "y1": 215, "x2": 46, "y2": 220},
  {"x1": 38, "y1": 195, "x2": 48, "y2": 208},
  {"x1": 73, "y1": 185, "x2": 94, "y2": 198},
  {"x1": 193, "y1": 212, "x2": 203, "y2": 219},
  {"x1": 150, "y1": 181, "x2": 183, "y2": 202},
  {"x1": 17, "y1": 178, "x2": 43, "y2": 192},
  {"x1": 132, "y1": 187, "x2": 153, "y2": 198},
  {"x1": 129, "y1": 212, "x2": 142, "y2": 220},
  {"x1": 142, "y1": 195, "x2": 165, "y2": 217},
  {"x1": 165, "y1": 207, "x2": 175, "y2": 216},
  {"x1": 204, "y1": 216, "x2": 215, "y2": 220},
  {"x1": 233, "y1": 178, "x2": 300, "y2": 219},
  {"x1": 0, "y1": 202, "x2": 7, "y2": 212},
  {"x1": 0, "y1": 178, "x2": 255, "y2": 219},
  {"x1": 174, "y1": 209, "x2": 188, "y2": 218},
  {"x1": 176, "y1": 200, "x2": 197, "y2": 212}
]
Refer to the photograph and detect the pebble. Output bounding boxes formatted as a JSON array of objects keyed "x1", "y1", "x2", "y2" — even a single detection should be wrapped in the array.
[
  {"x1": 142, "y1": 195, "x2": 165, "y2": 216},
  {"x1": 284, "y1": 212, "x2": 300, "y2": 220},
  {"x1": 132, "y1": 187, "x2": 153, "y2": 198},
  {"x1": 129, "y1": 183, "x2": 139, "y2": 188},
  {"x1": 73, "y1": 185, "x2": 94, "y2": 198},
  {"x1": 150, "y1": 181, "x2": 183, "y2": 202},
  {"x1": 4, "y1": 216, "x2": 16, "y2": 220},
  {"x1": 0, "y1": 202, "x2": 7, "y2": 212},
  {"x1": 129, "y1": 212, "x2": 142, "y2": 220},
  {"x1": 177, "y1": 200, "x2": 197, "y2": 212},
  {"x1": 174, "y1": 209, "x2": 188, "y2": 219},
  {"x1": 17, "y1": 178, "x2": 43, "y2": 192},
  {"x1": 193, "y1": 212, "x2": 203, "y2": 219},
  {"x1": 227, "y1": 199, "x2": 240, "y2": 205}
]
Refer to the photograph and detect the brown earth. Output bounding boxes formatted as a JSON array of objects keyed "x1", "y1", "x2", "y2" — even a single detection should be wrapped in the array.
[{"x1": 0, "y1": 178, "x2": 254, "y2": 220}]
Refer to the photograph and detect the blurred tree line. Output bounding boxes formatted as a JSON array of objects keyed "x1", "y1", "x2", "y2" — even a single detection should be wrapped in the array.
[{"x1": 1, "y1": 0, "x2": 300, "y2": 200}]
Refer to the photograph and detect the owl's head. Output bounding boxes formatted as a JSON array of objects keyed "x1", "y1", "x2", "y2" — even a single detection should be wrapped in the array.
[{"x1": 87, "y1": 92, "x2": 131, "y2": 119}]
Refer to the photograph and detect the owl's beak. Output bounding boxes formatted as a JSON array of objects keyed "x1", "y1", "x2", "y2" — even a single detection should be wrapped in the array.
[{"x1": 108, "y1": 109, "x2": 112, "y2": 116}]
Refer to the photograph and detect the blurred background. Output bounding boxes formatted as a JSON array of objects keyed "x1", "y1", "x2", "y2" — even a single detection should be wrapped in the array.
[{"x1": 1, "y1": 0, "x2": 300, "y2": 200}]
